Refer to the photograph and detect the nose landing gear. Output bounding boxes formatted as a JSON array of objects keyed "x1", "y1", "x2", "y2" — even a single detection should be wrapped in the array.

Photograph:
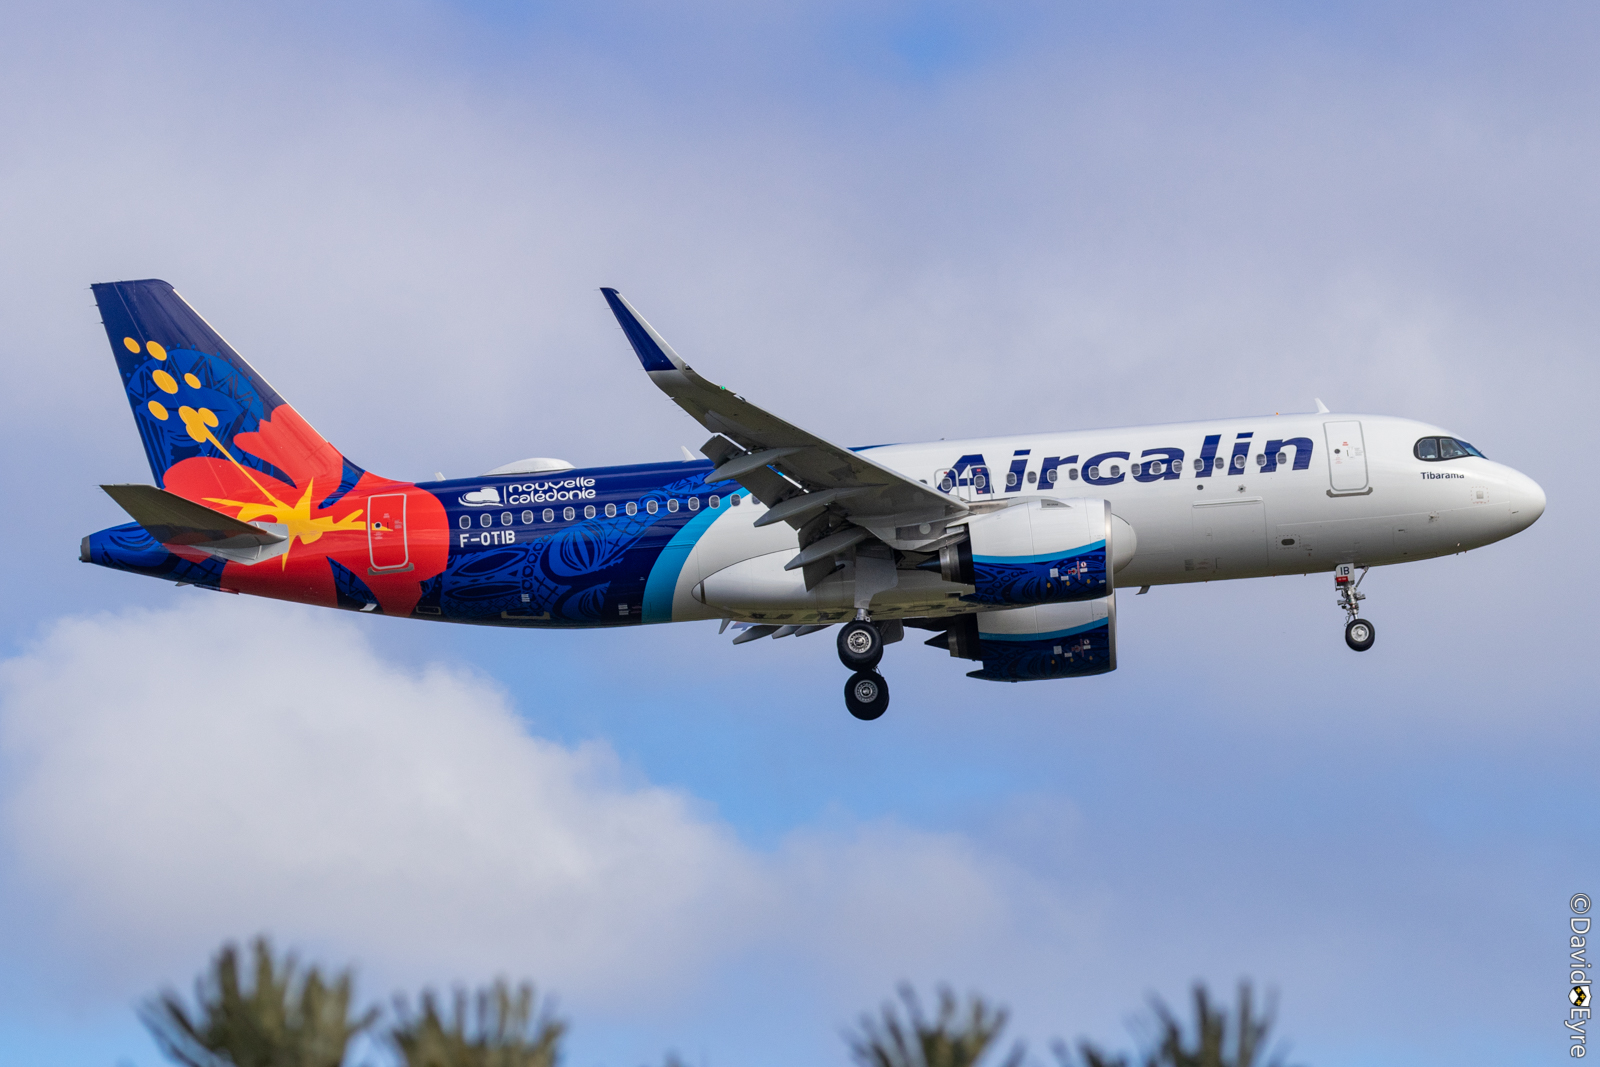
[
  {"x1": 1344, "y1": 617, "x2": 1376, "y2": 652},
  {"x1": 838, "y1": 619, "x2": 889, "y2": 719},
  {"x1": 1335, "y1": 564, "x2": 1375, "y2": 652}
]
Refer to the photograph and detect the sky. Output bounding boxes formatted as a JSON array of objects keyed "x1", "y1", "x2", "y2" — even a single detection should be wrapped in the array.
[{"x1": 0, "y1": 2, "x2": 1596, "y2": 1064}]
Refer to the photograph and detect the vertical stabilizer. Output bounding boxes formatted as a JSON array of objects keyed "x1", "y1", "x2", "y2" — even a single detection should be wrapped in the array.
[{"x1": 91, "y1": 279, "x2": 364, "y2": 503}]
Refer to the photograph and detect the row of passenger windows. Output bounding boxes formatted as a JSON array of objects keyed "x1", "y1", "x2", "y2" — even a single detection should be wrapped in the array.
[
  {"x1": 947, "y1": 451, "x2": 1296, "y2": 492},
  {"x1": 1414, "y1": 437, "x2": 1485, "y2": 461},
  {"x1": 456, "y1": 493, "x2": 740, "y2": 529}
]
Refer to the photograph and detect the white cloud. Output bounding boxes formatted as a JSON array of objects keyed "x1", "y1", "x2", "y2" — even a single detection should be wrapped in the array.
[{"x1": 0, "y1": 597, "x2": 1084, "y2": 1024}]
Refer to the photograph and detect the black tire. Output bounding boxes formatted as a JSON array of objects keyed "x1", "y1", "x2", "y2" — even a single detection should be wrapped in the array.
[
  {"x1": 844, "y1": 671, "x2": 889, "y2": 720},
  {"x1": 838, "y1": 621, "x2": 884, "y2": 670},
  {"x1": 1345, "y1": 617, "x2": 1376, "y2": 652}
]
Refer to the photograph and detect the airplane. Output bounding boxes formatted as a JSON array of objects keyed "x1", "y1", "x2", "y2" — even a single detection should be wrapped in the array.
[{"x1": 82, "y1": 279, "x2": 1546, "y2": 720}]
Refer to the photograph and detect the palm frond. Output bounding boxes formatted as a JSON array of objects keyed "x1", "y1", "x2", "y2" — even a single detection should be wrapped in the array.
[
  {"x1": 847, "y1": 984, "x2": 1024, "y2": 1067},
  {"x1": 391, "y1": 978, "x2": 565, "y2": 1067},
  {"x1": 140, "y1": 937, "x2": 375, "y2": 1067}
]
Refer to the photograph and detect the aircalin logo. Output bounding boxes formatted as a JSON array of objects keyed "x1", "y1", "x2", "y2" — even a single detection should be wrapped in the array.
[
  {"x1": 936, "y1": 432, "x2": 1317, "y2": 494},
  {"x1": 459, "y1": 478, "x2": 599, "y2": 507}
]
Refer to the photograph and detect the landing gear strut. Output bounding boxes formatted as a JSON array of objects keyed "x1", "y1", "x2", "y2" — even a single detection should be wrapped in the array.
[
  {"x1": 838, "y1": 619, "x2": 888, "y2": 718},
  {"x1": 1335, "y1": 564, "x2": 1375, "y2": 652}
]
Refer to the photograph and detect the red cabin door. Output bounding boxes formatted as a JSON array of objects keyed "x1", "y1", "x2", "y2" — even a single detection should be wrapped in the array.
[{"x1": 367, "y1": 493, "x2": 411, "y2": 572}]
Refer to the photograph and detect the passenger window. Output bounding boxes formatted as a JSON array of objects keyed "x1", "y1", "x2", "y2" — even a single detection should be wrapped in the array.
[
  {"x1": 543, "y1": 508, "x2": 554, "y2": 522},
  {"x1": 584, "y1": 505, "x2": 596, "y2": 519},
  {"x1": 645, "y1": 499, "x2": 658, "y2": 514},
  {"x1": 1026, "y1": 470, "x2": 1037, "y2": 484},
  {"x1": 732, "y1": 494, "x2": 742, "y2": 506},
  {"x1": 688, "y1": 497, "x2": 700, "y2": 511},
  {"x1": 710, "y1": 495, "x2": 721, "y2": 508},
  {"x1": 563, "y1": 506, "x2": 575, "y2": 521},
  {"x1": 501, "y1": 512, "x2": 512, "y2": 526},
  {"x1": 458, "y1": 515, "x2": 470, "y2": 530},
  {"x1": 667, "y1": 498, "x2": 679, "y2": 512},
  {"x1": 1006, "y1": 472, "x2": 1019, "y2": 487},
  {"x1": 1047, "y1": 468, "x2": 1058, "y2": 483},
  {"x1": 1415, "y1": 438, "x2": 1439, "y2": 460},
  {"x1": 521, "y1": 510, "x2": 533, "y2": 524},
  {"x1": 1068, "y1": 468, "x2": 1079, "y2": 480},
  {"x1": 625, "y1": 501, "x2": 637, "y2": 516},
  {"x1": 604, "y1": 503, "x2": 617, "y2": 518},
  {"x1": 1438, "y1": 438, "x2": 1467, "y2": 460},
  {"x1": 480, "y1": 513, "x2": 492, "y2": 528}
]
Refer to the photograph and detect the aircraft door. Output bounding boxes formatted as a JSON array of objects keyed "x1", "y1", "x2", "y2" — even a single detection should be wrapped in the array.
[
  {"x1": 1324, "y1": 420, "x2": 1369, "y2": 493},
  {"x1": 367, "y1": 493, "x2": 412, "y2": 573}
]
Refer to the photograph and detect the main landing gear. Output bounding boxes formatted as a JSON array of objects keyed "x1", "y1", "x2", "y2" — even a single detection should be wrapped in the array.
[
  {"x1": 838, "y1": 620, "x2": 889, "y2": 720},
  {"x1": 1335, "y1": 563, "x2": 1376, "y2": 652}
]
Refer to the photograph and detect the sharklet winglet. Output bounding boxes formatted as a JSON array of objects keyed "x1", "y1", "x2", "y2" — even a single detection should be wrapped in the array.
[{"x1": 601, "y1": 287, "x2": 684, "y2": 372}]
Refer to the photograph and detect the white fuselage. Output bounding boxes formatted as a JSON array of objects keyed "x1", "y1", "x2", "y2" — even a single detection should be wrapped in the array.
[{"x1": 665, "y1": 413, "x2": 1546, "y2": 625}]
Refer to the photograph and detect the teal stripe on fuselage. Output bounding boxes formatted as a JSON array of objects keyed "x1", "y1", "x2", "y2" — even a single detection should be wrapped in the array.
[
  {"x1": 641, "y1": 489, "x2": 745, "y2": 623},
  {"x1": 971, "y1": 539, "x2": 1105, "y2": 566}
]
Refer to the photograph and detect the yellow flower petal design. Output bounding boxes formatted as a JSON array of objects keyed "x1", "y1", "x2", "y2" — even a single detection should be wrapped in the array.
[
  {"x1": 184, "y1": 373, "x2": 201, "y2": 388},
  {"x1": 152, "y1": 370, "x2": 179, "y2": 394},
  {"x1": 148, "y1": 341, "x2": 167, "y2": 360},
  {"x1": 123, "y1": 337, "x2": 141, "y2": 353},
  {"x1": 147, "y1": 400, "x2": 169, "y2": 420}
]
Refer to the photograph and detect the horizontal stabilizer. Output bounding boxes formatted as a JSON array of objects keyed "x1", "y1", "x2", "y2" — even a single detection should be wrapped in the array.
[{"x1": 101, "y1": 484, "x2": 285, "y2": 549}]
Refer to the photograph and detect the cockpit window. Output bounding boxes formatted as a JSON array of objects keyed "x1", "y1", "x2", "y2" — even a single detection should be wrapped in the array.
[{"x1": 1415, "y1": 436, "x2": 1487, "y2": 461}]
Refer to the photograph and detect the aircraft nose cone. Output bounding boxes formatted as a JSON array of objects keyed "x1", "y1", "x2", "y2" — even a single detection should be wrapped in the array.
[{"x1": 1507, "y1": 470, "x2": 1546, "y2": 531}]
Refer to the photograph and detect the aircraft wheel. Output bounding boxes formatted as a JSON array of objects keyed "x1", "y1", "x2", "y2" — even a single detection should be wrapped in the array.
[
  {"x1": 845, "y1": 671, "x2": 889, "y2": 720},
  {"x1": 1345, "y1": 617, "x2": 1376, "y2": 652},
  {"x1": 838, "y1": 621, "x2": 884, "y2": 670}
]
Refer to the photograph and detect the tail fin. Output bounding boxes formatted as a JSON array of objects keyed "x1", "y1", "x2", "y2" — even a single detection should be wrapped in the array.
[{"x1": 92, "y1": 279, "x2": 365, "y2": 505}]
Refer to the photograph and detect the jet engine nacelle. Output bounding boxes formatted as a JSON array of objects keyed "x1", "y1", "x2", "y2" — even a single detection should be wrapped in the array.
[
  {"x1": 940, "y1": 498, "x2": 1136, "y2": 607},
  {"x1": 922, "y1": 597, "x2": 1117, "y2": 682}
]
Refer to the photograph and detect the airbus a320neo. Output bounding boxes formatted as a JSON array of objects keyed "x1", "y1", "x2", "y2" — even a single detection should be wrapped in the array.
[{"x1": 83, "y1": 280, "x2": 1545, "y2": 719}]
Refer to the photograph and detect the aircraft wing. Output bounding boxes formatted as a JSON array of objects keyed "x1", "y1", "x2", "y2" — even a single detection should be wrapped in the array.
[{"x1": 601, "y1": 289, "x2": 966, "y2": 559}]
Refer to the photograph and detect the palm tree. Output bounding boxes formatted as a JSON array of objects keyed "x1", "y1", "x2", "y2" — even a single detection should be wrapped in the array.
[
  {"x1": 846, "y1": 984, "x2": 1025, "y2": 1067},
  {"x1": 390, "y1": 979, "x2": 564, "y2": 1067},
  {"x1": 141, "y1": 937, "x2": 376, "y2": 1067},
  {"x1": 1058, "y1": 981, "x2": 1297, "y2": 1067}
]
